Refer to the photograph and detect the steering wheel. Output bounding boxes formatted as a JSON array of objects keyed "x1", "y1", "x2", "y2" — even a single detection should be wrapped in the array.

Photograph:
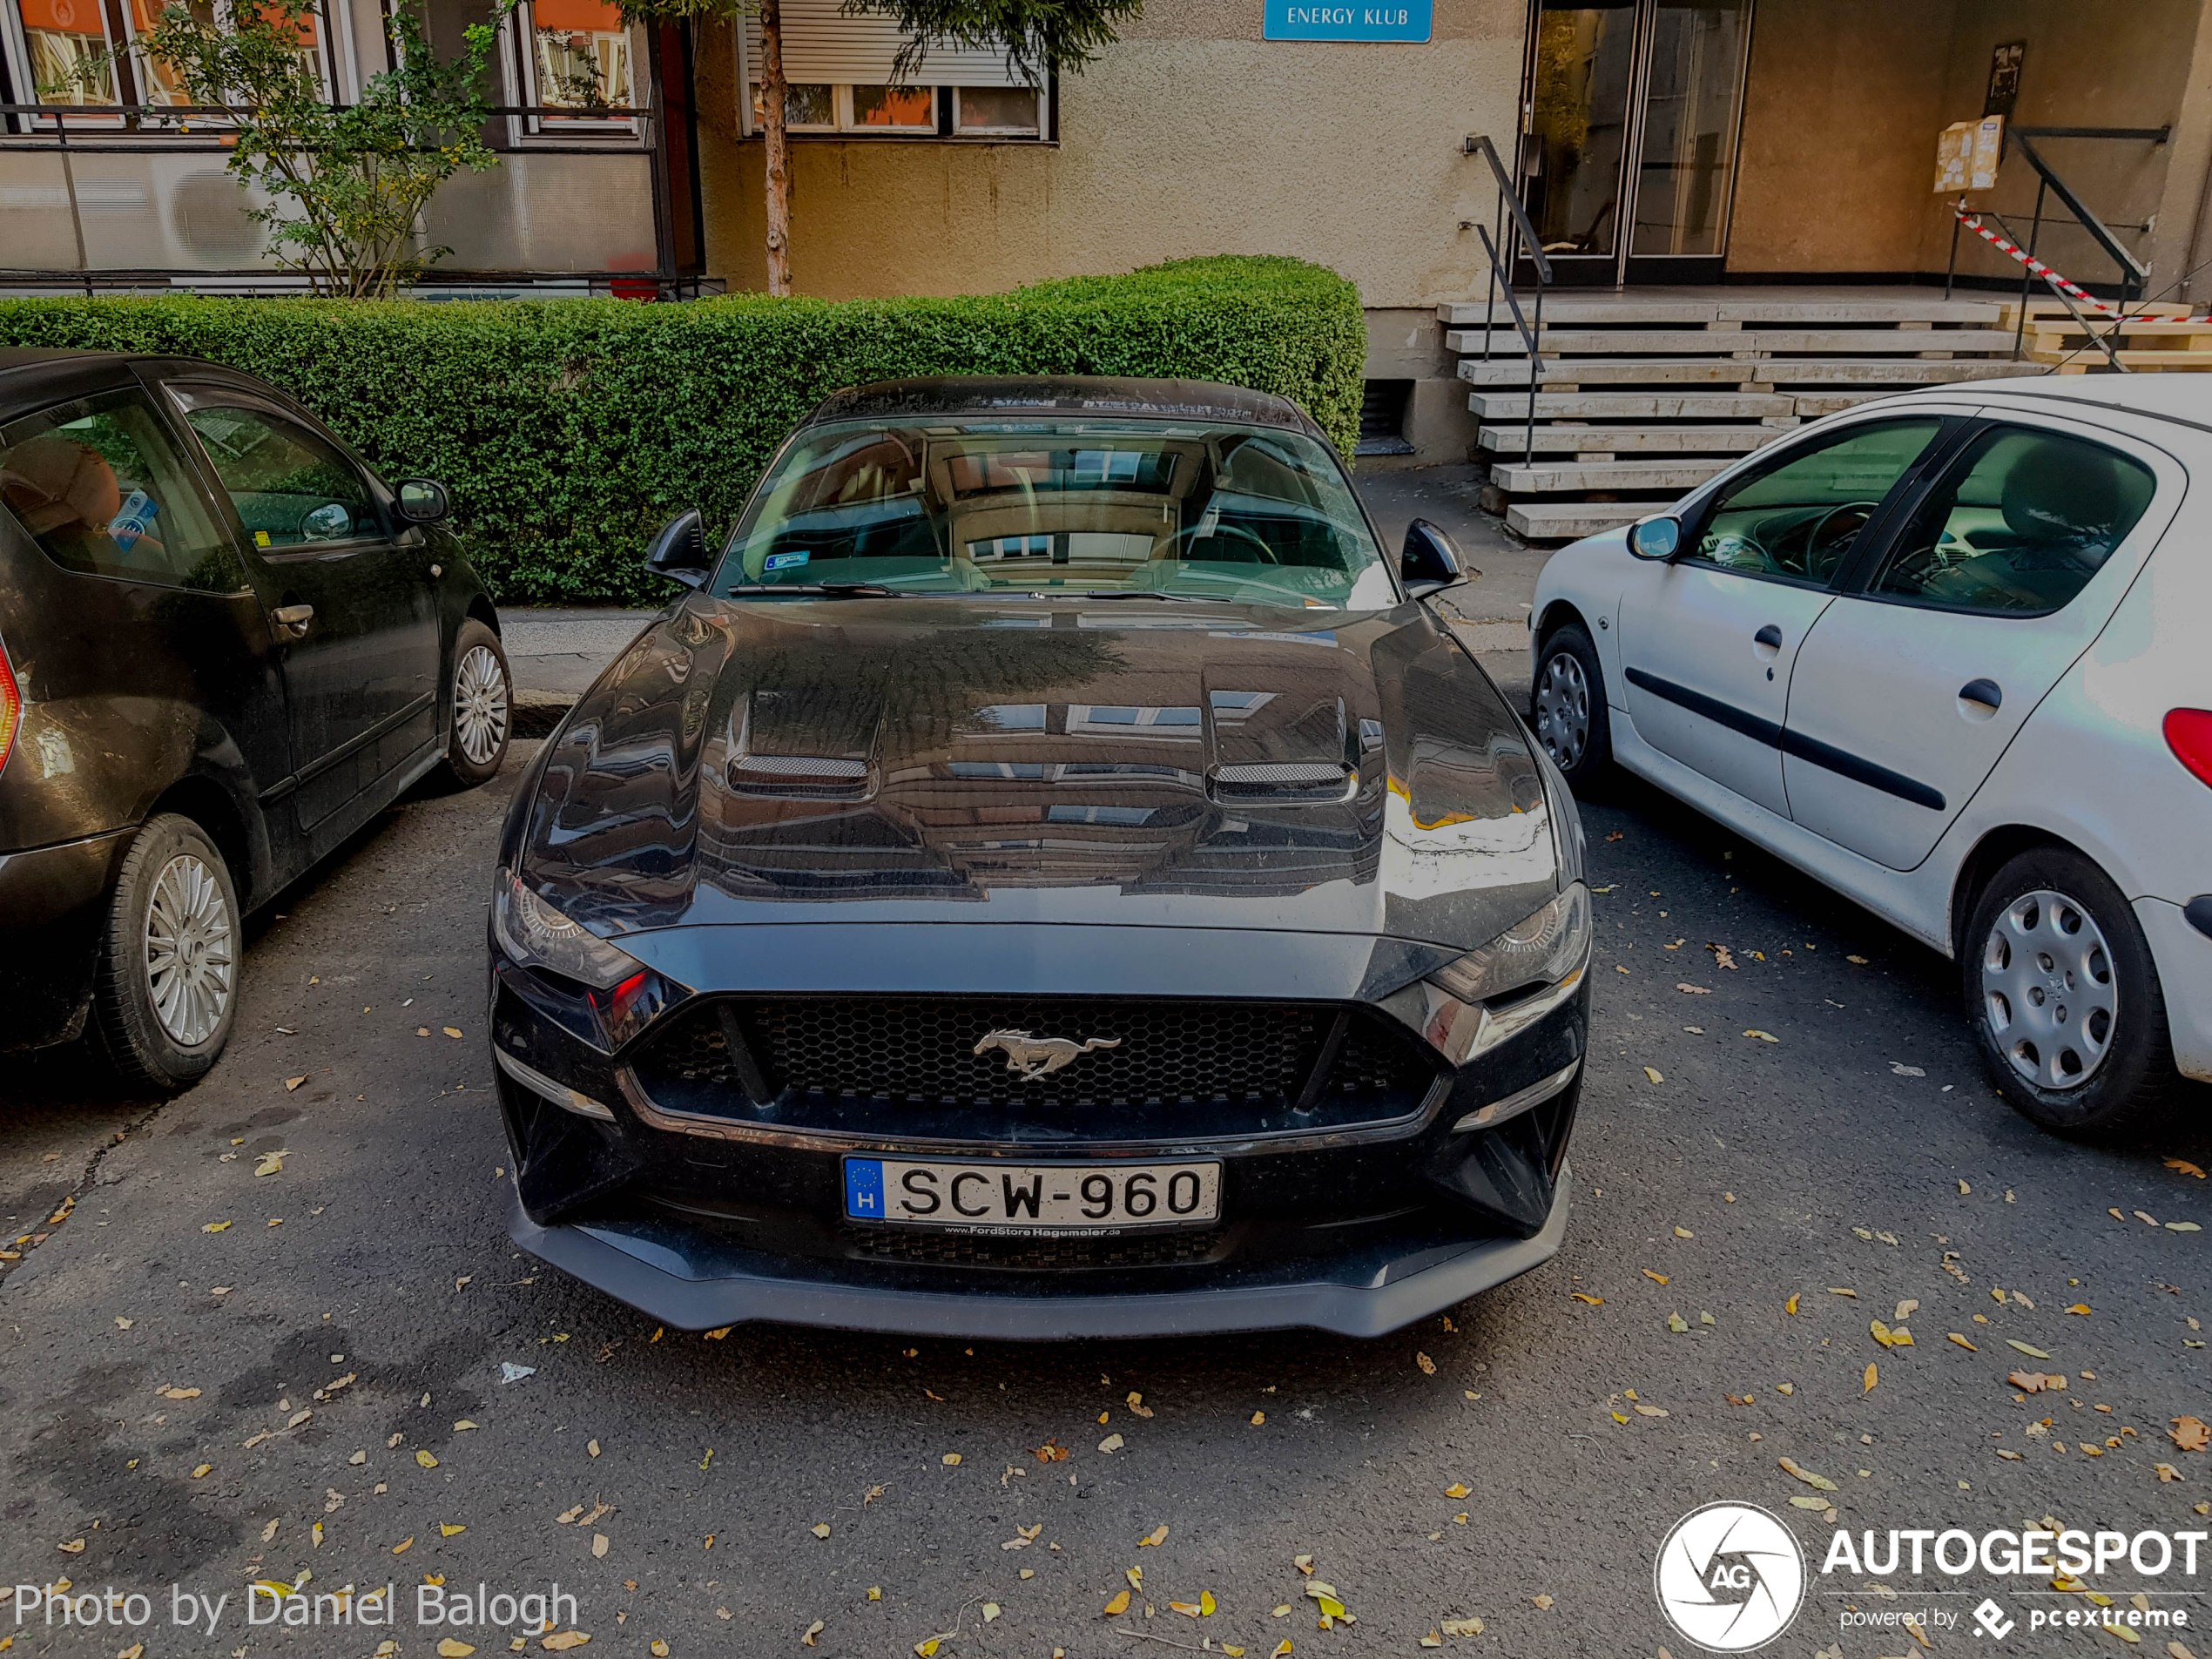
[
  {"x1": 1154, "y1": 523, "x2": 1278, "y2": 564},
  {"x1": 1788, "y1": 501, "x2": 1880, "y2": 578}
]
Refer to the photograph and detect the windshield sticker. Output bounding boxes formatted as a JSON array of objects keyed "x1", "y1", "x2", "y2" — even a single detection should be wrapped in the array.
[
  {"x1": 764, "y1": 550, "x2": 811, "y2": 571},
  {"x1": 108, "y1": 489, "x2": 158, "y2": 552}
]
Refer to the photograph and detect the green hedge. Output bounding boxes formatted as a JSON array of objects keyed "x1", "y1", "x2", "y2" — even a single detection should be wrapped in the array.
[{"x1": 0, "y1": 257, "x2": 1365, "y2": 606}]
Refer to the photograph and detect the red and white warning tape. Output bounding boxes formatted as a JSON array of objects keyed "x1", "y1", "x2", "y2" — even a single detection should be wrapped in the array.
[{"x1": 1952, "y1": 199, "x2": 2141, "y2": 320}]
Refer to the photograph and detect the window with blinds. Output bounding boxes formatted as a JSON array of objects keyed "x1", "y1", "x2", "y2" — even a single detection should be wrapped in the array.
[{"x1": 737, "y1": 1, "x2": 1048, "y2": 139}]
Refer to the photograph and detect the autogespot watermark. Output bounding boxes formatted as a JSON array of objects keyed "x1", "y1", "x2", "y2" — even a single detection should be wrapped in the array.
[
  {"x1": 8, "y1": 1581, "x2": 582, "y2": 1637},
  {"x1": 1658, "y1": 1509, "x2": 2209, "y2": 1650}
]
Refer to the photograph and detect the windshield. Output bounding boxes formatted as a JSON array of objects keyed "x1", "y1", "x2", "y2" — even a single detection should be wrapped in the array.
[{"x1": 711, "y1": 416, "x2": 1398, "y2": 608}]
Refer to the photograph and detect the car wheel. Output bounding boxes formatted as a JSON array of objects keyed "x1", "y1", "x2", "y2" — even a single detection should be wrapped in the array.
[
  {"x1": 91, "y1": 813, "x2": 240, "y2": 1092},
  {"x1": 1964, "y1": 846, "x2": 2183, "y2": 1138},
  {"x1": 440, "y1": 619, "x2": 511, "y2": 788},
  {"x1": 1531, "y1": 623, "x2": 1613, "y2": 792}
]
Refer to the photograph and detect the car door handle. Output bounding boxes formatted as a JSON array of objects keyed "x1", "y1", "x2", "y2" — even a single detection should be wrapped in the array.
[
  {"x1": 273, "y1": 604, "x2": 314, "y2": 640},
  {"x1": 1753, "y1": 624, "x2": 1784, "y2": 650},
  {"x1": 1959, "y1": 678, "x2": 2002, "y2": 719}
]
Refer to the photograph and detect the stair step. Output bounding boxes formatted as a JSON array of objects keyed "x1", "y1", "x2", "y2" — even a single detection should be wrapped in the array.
[
  {"x1": 1460, "y1": 356, "x2": 2044, "y2": 387},
  {"x1": 1507, "y1": 501, "x2": 1655, "y2": 539},
  {"x1": 1487, "y1": 458, "x2": 1737, "y2": 493},
  {"x1": 1474, "y1": 423, "x2": 1787, "y2": 455},
  {"x1": 1467, "y1": 390, "x2": 1798, "y2": 420},
  {"x1": 1440, "y1": 296, "x2": 2005, "y2": 327},
  {"x1": 1447, "y1": 327, "x2": 2013, "y2": 355}
]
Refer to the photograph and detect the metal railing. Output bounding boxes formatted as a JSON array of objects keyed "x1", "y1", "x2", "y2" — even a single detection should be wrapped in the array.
[{"x1": 1461, "y1": 134, "x2": 1553, "y2": 465}]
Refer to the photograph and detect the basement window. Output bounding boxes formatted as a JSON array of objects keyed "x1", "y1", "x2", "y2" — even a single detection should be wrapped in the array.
[{"x1": 1356, "y1": 380, "x2": 1415, "y2": 457}]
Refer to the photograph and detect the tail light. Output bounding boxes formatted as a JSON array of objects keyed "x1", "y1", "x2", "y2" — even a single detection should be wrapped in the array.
[
  {"x1": 0, "y1": 633, "x2": 18, "y2": 776},
  {"x1": 2167, "y1": 709, "x2": 2212, "y2": 790}
]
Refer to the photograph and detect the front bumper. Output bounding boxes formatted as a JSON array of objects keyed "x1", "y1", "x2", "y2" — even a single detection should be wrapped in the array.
[
  {"x1": 509, "y1": 1164, "x2": 1572, "y2": 1340},
  {"x1": 489, "y1": 925, "x2": 1587, "y2": 1339}
]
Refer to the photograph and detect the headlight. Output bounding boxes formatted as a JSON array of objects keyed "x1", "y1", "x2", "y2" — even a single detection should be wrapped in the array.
[
  {"x1": 494, "y1": 867, "x2": 644, "y2": 988},
  {"x1": 1423, "y1": 883, "x2": 1591, "y2": 1062},
  {"x1": 494, "y1": 867, "x2": 676, "y2": 1051}
]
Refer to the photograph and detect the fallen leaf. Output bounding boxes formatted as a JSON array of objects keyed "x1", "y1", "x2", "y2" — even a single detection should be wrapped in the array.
[
  {"x1": 1097, "y1": 1434, "x2": 1124, "y2": 1454},
  {"x1": 1743, "y1": 1029, "x2": 1778, "y2": 1043},
  {"x1": 1103, "y1": 1591, "x2": 1131, "y2": 1616},
  {"x1": 192, "y1": 1462, "x2": 212, "y2": 1478},
  {"x1": 1643, "y1": 1067, "x2": 1663, "y2": 1084},
  {"x1": 57, "y1": 1539, "x2": 85, "y2": 1554},
  {"x1": 1784, "y1": 1293, "x2": 1799, "y2": 1315},
  {"x1": 941, "y1": 1453, "x2": 961, "y2": 1466},
  {"x1": 1864, "y1": 1363, "x2": 1878, "y2": 1394},
  {"x1": 1674, "y1": 1226, "x2": 1694, "y2": 1238},
  {"x1": 1643, "y1": 1270, "x2": 1670, "y2": 1285},
  {"x1": 417, "y1": 1450, "x2": 440, "y2": 1468},
  {"x1": 1125, "y1": 1392, "x2": 1154, "y2": 1418},
  {"x1": 1440, "y1": 1618, "x2": 1484, "y2": 1636},
  {"x1": 202, "y1": 1221, "x2": 232, "y2": 1233},
  {"x1": 541, "y1": 1635, "x2": 590, "y2": 1652},
  {"x1": 1667, "y1": 1312, "x2": 1689, "y2": 1333},
  {"x1": 810, "y1": 1524, "x2": 830, "y2": 1540},
  {"x1": 1139, "y1": 1524, "x2": 1169, "y2": 1547},
  {"x1": 801, "y1": 1625, "x2": 823, "y2": 1649},
  {"x1": 1251, "y1": 1411, "x2": 1265, "y2": 1426},
  {"x1": 591, "y1": 1535, "x2": 609, "y2": 1559},
  {"x1": 1676, "y1": 983, "x2": 1711, "y2": 995},
  {"x1": 285, "y1": 1076, "x2": 307, "y2": 1091},
  {"x1": 1779, "y1": 1458, "x2": 1838, "y2": 1492},
  {"x1": 2169, "y1": 1222, "x2": 2203, "y2": 1233},
  {"x1": 2172, "y1": 1418, "x2": 2211, "y2": 1453},
  {"x1": 1416, "y1": 1352, "x2": 1437, "y2": 1374},
  {"x1": 1570, "y1": 1292, "x2": 1602, "y2": 1305},
  {"x1": 254, "y1": 1152, "x2": 287, "y2": 1177},
  {"x1": 1533, "y1": 1595, "x2": 1554, "y2": 1610},
  {"x1": 444, "y1": 1027, "x2": 464, "y2": 1040},
  {"x1": 2159, "y1": 1464, "x2": 2188, "y2": 1482},
  {"x1": 1634, "y1": 1405, "x2": 1669, "y2": 1418},
  {"x1": 1894, "y1": 1299, "x2": 1919, "y2": 1321},
  {"x1": 392, "y1": 1538, "x2": 414, "y2": 1555},
  {"x1": 438, "y1": 1643, "x2": 475, "y2": 1658},
  {"x1": 1949, "y1": 1333, "x2": 1979, "y2": 1352},
  {"x1": 1445, "y1": 1482, "x2": 1471, "y2": 1498},
  {"x1": 2168, "y1": 1159, "x2": 2208, "y2": 1179},
  {"x1": 1035, "y1": 1439, "x2": 1070, "y2": 1462},
  {"x1": 2006, "y1": 1341, "x2": 2054, "y2": 1359},
  {"x1": 442, "y1": 1523, "x2": 465, "y2": 1537}
]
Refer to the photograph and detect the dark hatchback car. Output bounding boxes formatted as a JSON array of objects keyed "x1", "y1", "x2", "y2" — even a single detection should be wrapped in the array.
[
  {"x1": 490, "y1": 377, "x2": 1590, "y2": 1339},
  {"x1": 0, "y1": 347, "x2": 511, "y2": 1088}
]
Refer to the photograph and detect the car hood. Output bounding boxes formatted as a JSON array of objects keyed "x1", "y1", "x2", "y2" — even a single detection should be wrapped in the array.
[{"x1": 516, "y1": 594, "x2": 1566, "y2": 956}]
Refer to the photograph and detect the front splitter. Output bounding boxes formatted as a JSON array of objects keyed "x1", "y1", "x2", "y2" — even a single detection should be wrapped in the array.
[{"x1": 508, "y1": 1164, "x2": 1572, "y2": 1341}]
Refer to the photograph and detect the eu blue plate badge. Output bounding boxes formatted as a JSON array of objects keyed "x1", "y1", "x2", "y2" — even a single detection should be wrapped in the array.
[{"x1": 764, "y1": 550, "x2": 811, "y2": 571}]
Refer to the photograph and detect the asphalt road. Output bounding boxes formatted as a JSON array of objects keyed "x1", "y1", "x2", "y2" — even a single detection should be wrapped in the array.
[{"x1": 6, "y1": 736, "x2": 2212, "y2": 1659}]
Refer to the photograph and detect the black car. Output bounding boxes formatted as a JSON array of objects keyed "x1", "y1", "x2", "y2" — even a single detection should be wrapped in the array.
[
  {"x1": 0, "y1": 347, "x2": 511, "y2": 1088},
  {"x1": 489, "y1": 377, "x2": 1589, "y2": 1339}
]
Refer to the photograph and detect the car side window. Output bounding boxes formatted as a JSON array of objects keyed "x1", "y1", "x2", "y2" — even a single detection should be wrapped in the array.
[
  {"x1": 1687, "y1": 417, "x2": 1946, "y2": 585},
  {"x1": 0, "y1": 388, "x2": 239, "y2": 591},
  {"x1": 1865, "y1": 424, "x2": 2156, "y2": 615},
  {"x1": 183, "y1": 404, "x2": 377, "y2": 550}
]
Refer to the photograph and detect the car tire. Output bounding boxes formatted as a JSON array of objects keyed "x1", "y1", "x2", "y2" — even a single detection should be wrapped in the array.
[
  {"x1": 91, "y1": 813, "x2": 240, "y2": 1093},
  {"x1": 1964, "y1": 846, "x2": 2183, "y2": 1139},
  {"x1": 1531, "y1": 622, "x2": 1614, "y2": 793},
  {"x1": 439, "y1": 618, "x2": 512, "y2": 789}
]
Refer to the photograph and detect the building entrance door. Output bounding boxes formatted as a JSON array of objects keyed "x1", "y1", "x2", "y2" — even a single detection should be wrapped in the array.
[{"x1": 1514, "y1": 0, "x2": 1752, "y2": 287}]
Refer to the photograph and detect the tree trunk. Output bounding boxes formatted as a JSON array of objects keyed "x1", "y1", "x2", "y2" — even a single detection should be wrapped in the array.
[{"x1": 759, "y1": 0, "x2": 792, "y2": 296}]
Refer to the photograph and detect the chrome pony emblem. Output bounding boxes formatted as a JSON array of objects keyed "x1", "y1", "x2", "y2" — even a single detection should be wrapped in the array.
[{"x1": 974, "y1": 1029, "x2": 1123, "y2": 1080}]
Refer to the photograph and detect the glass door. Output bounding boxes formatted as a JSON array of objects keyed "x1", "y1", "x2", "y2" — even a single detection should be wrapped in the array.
[{"x1": 1516, "y1": 0, "x2": 1752, "y2": 287}]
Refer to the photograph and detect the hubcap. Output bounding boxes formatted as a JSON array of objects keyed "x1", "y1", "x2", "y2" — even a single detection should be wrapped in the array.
[
  {"x1": 145, "y1": 853, "x2": 233, "y2": 1048},
  {"x1": 455, "y1": 644, "x2": 509, "y2": 767},
  {"x1": 1980, "y1": 887, "x2": 2117, "y2": 1091},
  {"x1": 1534, "y1": 649, "x2": 1591, "y2": 770}
]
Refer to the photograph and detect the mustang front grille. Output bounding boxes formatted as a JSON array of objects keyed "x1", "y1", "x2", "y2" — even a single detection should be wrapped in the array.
[{"x1": 628, "y1": 995, "x2": 1440, "y2": 1139}]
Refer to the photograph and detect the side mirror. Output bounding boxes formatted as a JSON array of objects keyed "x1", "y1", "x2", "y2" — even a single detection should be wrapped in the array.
[
  {"x1": 1401, "y1": 518, "x2": 1472, "y2": 596},
  {"x1": 644, "y1": 508, "x2": 709, "y2": 590},
  {"x1": 395, "y1": 479, "x2": 449, "y2": 524},
  {"x1": 1626, "y1": 514, "x2": 1683, "y2": 561}
]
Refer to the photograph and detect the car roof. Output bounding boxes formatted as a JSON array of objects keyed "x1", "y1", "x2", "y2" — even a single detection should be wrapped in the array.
[
  {"x1": 1930, "y1": 369, "x2": 2212, "y2": 428},
  {"x1": 806, "y1": 376, "x2": 1328, "y2": 440}
]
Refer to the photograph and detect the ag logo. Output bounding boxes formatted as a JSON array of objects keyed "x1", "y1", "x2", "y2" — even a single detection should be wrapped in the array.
[{"x1": 1654, "y1": 1502, "x2": 1806, "y2": 1652}]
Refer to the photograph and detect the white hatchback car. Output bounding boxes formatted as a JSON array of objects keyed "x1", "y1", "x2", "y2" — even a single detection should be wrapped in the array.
[{"x1": 1527, "y1": 374, "x2": 2211, "y2": 1137}]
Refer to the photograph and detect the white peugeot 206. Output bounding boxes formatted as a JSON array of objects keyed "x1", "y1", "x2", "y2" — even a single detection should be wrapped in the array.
[{"x1": 1527, "y1": 373, "x2": 2210, "y2": 1137}]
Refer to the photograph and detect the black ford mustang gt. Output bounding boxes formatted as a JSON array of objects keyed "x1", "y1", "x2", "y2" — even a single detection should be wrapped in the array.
[{"x1": 487, "y1": 377, "x2": 1591, "y2": 1339}]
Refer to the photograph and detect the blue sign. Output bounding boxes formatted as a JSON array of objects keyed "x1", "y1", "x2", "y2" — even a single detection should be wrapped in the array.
[
  {"x1": 845, "y1": 1158, "x2": 885, "y2": 1219},
  {"x1": 1264, "y1": 0, "x2": 1429, "y2": 41}
]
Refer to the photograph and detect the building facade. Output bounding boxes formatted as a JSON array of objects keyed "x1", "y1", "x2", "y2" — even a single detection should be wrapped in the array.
[{"x1": 7, "y1": 0, "x2": 2212, "y2": 460}]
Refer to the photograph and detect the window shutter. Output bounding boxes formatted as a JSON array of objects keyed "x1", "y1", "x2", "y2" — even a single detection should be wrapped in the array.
[{"x1": 739, "y1": 1, "x2": 1030, "y2": 88}]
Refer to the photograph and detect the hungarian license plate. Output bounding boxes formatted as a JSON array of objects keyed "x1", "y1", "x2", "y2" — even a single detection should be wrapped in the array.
[{"x1": 843, "y1": 1157, "x2": 1222, "y2": 1231}]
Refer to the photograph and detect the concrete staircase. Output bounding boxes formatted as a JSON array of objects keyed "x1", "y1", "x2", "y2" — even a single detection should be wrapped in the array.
[{"x1": 1446, "y1": 292, "x2": 2045, "y2": 541}]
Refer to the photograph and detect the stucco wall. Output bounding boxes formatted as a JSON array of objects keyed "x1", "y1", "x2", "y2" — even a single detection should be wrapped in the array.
[
  {"x1": 693, "y1": 0, "x2": 1526, "y2": 311},
  {"x1": 1727, "y1": 0, "x2": 1954, "y2": 274},
  {"x1": 1729, "y1": 0, "x2": 2212, "y2": 289}
]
